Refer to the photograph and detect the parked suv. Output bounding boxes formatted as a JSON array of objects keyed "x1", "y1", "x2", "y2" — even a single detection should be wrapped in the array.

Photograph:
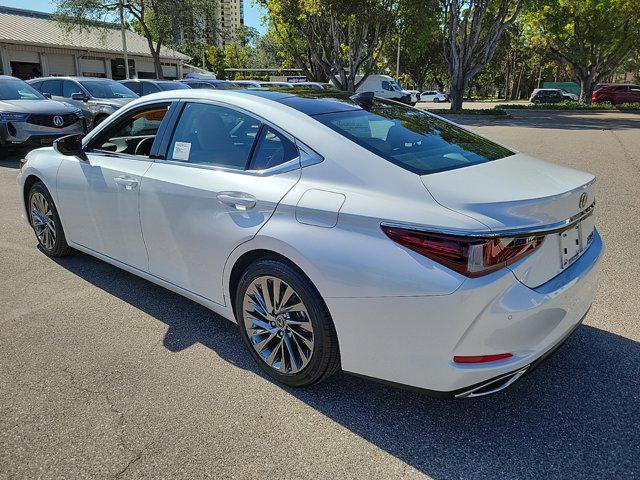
[
  {"x1": 120, "y1": 79, "x2": 190, "y2": 96},
  {"x1": 529, "y1": 89, "x2": 566, "y2": 104},
  {"x1": 0, "y1": 75, "x2": 84, "y2": 155},
  {"x1": 592, "y1": 84, "x2": 640, "y2": 104},
  {"x1": 27, "y1": 77, "x2": 137, "y2": 129}
]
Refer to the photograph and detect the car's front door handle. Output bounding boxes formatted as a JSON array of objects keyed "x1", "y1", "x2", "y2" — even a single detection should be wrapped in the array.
[
  {"x1": 114, "y1": 176, "x2": 139, "y2": 190},
  {"x1": 217, "y1": 191, "x2": 257, "y2": 210}
]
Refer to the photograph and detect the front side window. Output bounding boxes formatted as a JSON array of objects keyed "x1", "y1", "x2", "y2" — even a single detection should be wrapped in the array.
[
  {"x1": 62, "y1": 80, "x2": 84, "y2": 98},
  {"x1": 0, "y1": 78, "x2": 44, "y2": 100},
  {"x1": 167, "y1": 102, "x2": 261, "y2": 168},
  {"x1": 313, "y1": 100, "x2": 513, "y2": 175},
  {"x1": 79, "y1": 80, "x2": 137, "y2": 99},
  {"x1": 91, "y1": 104, "x2": 169, "y2": 157},
  {"x1": 249, "y1": 127, "x2": 298, "y2": 170},
  {"x1": 41, "y1": 80, "x2": 62, "y2": 97}
]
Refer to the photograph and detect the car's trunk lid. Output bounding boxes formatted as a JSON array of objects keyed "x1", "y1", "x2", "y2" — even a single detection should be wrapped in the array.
[{"x1": 421, "y1": 154, "x2": 596, "y2": 287}]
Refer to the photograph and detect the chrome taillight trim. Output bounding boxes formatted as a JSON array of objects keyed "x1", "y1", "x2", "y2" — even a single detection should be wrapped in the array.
[{"x1": 381, "y1": 201, "x2": 595, "y2": 239}]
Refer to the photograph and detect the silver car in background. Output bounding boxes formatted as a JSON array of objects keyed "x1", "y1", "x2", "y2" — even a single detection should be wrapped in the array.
[
  {"x1": 27, "y1": 77, "x2": 137, "y2": 129},
  {"x1": 0, "y1": 75, "x2": 84, "y2": 156}
]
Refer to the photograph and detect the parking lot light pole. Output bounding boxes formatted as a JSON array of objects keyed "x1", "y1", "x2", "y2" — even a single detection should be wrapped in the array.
[
  {"x1": 119, "y1": 0, "x2": 130, "y2": 79},
  {"x1": 396, "y1": 35, "x2": 401, "y2": 79}
]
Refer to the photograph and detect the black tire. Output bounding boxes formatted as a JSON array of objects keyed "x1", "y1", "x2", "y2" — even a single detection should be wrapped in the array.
[
  {"x1": 433, "y1": 97, "x2": 440, "y2": 103},
  {"x1": 27, "y1": 181, "x2": 73, "y2": 257},
  {"x1": 235, "y1": 259, "x2": 340, "y2": 387}
]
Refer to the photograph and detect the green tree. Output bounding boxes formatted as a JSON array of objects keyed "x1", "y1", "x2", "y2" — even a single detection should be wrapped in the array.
[
  {"x1": 259, "y1": 0, "x2": 398, "y2": 91},
  {"x1": 525, "y1": 0, "x2": 640, "y2": 103},
  {"x1": 443, "y1": 0, "x2": 524, "y2": 110},
  {"x1": 55, "y1": 0, "x2": 215, "y2": 79},
  {"x1": 387, "y1": 0, "x2": 445, "y2": 92}
]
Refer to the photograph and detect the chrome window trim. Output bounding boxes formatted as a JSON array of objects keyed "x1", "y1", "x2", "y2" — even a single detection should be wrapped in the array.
[
  {"x1": 153, "y1": 97, "x2": 323, "y2": 176},
  {"x1": 381, "y1": 201, "x2": 596, "y2": 239}
]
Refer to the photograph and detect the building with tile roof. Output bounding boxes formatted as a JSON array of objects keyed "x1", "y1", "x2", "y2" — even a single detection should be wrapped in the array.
[{"x1": 0, "y1": 6, "x2": 189, "y2": 80}]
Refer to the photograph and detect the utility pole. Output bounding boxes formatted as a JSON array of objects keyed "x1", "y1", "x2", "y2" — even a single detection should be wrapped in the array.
[
  {"x1": 119, "y1": 0, "x2": 130, "y2": 79},
  {"x1": 395, "y1": 35, "x2": 401, "y2": 79}
]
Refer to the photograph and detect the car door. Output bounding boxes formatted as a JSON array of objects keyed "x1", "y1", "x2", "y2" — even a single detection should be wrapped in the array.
[
  {"x1": 61, "y1": 80, "x2": 93, "y2": 119},
  {"x1": 56, "y1": 101, "x2": 173, "y2": 270},
  {"x1": 629, "y1": 86, "x2": 640, "y2": 103},
  {"x1": 139, "y1": 100, "x2": 302, "y2": 305}
]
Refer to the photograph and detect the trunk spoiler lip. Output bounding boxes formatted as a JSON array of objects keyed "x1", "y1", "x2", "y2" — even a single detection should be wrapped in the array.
[{"x1": 381, "y1": 200, "x2": 596, "y2": 239}]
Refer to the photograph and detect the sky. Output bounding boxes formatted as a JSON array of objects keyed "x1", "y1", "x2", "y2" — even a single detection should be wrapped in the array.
[{"x1": 0, "y1": 0, "x2": 268, "y2": 34}]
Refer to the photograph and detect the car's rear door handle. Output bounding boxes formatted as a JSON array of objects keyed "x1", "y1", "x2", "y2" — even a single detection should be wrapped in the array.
[
  {"x1": 114, "y1": 176, "x2": 139, "y2": 190},
  {"x1": 217, "y1": 191, "x2": 257, "y2": 210}
]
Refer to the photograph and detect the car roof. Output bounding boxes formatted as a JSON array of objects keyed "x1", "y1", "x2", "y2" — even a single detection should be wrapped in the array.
[
  {"x1": 118, "y1": 88, "x2": 368, "y2": 117},
  {"x1": 27, "y1": 76, "x2": 118, "y2": 82}
]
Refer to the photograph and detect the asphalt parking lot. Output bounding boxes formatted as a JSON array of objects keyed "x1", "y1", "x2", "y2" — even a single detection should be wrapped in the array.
[{"x1": 1, "y1": 110, "x2": 638, "y2": 479}]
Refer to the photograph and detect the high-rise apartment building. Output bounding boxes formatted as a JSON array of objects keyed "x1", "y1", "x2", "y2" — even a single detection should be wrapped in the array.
[{"x1": 216, "y1": 0, "x2": 244, "y2": 50}]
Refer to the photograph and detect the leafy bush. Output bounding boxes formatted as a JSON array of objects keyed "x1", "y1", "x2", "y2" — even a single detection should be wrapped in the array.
[{"x1": 426, "y1": 108, "x2": 508, "y2": 116}]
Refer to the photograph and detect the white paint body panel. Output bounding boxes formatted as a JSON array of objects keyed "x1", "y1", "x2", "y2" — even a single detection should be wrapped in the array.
[{"x1": 17, "y1": 89, "x2": 603, "y2": 395}]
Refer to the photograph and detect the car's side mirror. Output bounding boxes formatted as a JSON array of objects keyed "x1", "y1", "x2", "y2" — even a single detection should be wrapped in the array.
[
  {"x1": 42, "y1": 92, "x2": 52, "y2": 99},
  {"x1": 54, "y1": 134, "x2": 85, "y2": 158},
  {"x1": 71, "y1": 93, "x2": 89, "y2": 102}
]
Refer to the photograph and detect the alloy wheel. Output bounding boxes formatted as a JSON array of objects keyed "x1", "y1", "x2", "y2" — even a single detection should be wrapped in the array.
[
  {"x1": 30, "y1": 192, "x2": 56, "y2": 250},
  {"x1": 242, "y1": 275, "x2": 314, "y2": 375}
]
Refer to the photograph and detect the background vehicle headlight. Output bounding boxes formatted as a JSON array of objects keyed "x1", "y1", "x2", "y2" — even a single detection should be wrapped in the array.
[{"x1": 0, "y1": 112, "x2": 29, "y2": 122}]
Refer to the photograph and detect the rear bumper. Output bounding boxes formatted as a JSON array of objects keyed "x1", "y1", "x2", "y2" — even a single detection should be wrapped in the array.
[{"x1": 326, "y1": 230, "x2": 603, "y2": 396}]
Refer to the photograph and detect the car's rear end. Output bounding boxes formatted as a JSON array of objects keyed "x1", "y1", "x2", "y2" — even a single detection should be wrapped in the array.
[{"x1": 303, "y1": 96, "x2": 603, "y2": 396}]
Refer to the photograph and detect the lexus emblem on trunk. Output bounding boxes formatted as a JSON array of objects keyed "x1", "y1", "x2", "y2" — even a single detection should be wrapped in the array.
[
  {"x1": 579, "y1": 192, "x2": 588, "y2": 209},
  {"x1": 53, "y1": 116, "x2": 64, "y2": 127}
]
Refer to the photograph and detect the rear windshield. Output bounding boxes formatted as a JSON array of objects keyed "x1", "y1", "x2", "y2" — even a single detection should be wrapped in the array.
[{"x1": 313, "y1": 101, "x2": 513, "y2": 175}]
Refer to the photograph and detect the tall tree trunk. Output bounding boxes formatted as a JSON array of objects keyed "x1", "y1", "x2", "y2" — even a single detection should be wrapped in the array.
[
  {"x1": 578, "y1": 73, "x2": 596, "y2": 104},
  {"x1": 449, "y1": 75, "x2": 466, "y2": 111}
]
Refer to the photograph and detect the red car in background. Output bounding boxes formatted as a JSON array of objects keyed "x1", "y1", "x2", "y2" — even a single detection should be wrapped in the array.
[{"x1": 592, "y1": 84, "x2": 640, "y2": 104}]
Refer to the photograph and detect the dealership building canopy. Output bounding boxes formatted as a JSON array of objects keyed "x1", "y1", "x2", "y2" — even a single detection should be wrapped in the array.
[{"x1": 0, "y1": 6, "x2": 188, "y2": 80}]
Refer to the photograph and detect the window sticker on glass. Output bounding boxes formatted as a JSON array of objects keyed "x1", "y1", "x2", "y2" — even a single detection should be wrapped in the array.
[{"x1": 172, "y1": 141, "x2": 192, "y2": 161}]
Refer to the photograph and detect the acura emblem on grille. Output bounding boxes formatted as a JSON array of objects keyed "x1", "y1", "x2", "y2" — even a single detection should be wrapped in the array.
[
  {"x1": 579, "y1": 192, "x2": 588, "y2": 209},
  {"x1": 53, "y1": 116, "x2": 64, "y2": 127}
]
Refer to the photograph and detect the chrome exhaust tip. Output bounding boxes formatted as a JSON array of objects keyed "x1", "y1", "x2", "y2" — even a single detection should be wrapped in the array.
[{"x1": 455, "y1": 366, "x2": 529, "y2": 398}]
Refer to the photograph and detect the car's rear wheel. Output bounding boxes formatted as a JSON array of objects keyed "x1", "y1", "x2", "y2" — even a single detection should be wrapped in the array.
[
  {"x1": 28, "y1": 182, "x2": 72, "y2": 257},
  {"x1": 433, "y1": 97, "x2": 440, "y2": 103},
  {"x1": 235, "y1": 259, "x2": 340, "y2": 387}
]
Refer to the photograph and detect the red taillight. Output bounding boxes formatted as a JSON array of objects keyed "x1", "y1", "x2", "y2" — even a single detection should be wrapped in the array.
[
  {"x1": 453, "y1": 353, "x2": 513, "y2": 363},
  {"x1": 381, "y1": 225, "x2": 544, "y2": 278},
  {"x1": 19, "y1": 157, "x2": 27, "y2": 170}
]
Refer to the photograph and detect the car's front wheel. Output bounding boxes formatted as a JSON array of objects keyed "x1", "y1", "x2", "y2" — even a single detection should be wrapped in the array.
[
  {"x1": 27, "y1": 181, "x2": 72, "y2": 257},
  {"x1": 236, "y1": 259, "x2": 340, "y2": 387}
]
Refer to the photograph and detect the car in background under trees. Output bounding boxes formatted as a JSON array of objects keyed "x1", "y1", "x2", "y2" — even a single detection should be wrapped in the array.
[
  {"x1": 529, "y1": 89, "x2": 565, "y2": 104},
  {"x1": 421, "y1": 90, "x2": 448, "y2": 103},
  {"x1": 27, "y1": 77, "x2": 138, "y2": 129},
  {"x1": 592, "y1": 84, "x2": 640, "y2": 104}
]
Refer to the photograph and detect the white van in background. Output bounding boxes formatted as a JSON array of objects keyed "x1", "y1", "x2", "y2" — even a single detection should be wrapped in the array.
[{"x1": 331, "y1": 75, "x2": 418, "y2": 105}]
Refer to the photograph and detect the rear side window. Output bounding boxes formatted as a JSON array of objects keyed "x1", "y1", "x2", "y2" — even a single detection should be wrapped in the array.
[
  {"x1": 41, "y1": 79, "x2": 62, "y2": 96},
  {"x1": 167, "y1": 102, "x2": 261, "y2": 168},
  {"x1": 142, "y1": 82, "x2": 160, "y2": 95},
  {"x1": 249, "y1": 127, "x2": 298, "y2": 170},
  {"x1": 313, "y1": 101, "x2": 513, "y2": 175}
]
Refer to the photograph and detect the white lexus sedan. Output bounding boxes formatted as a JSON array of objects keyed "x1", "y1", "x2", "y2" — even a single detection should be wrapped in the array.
[{"x1": 17, "y1": 89, "x2": 602, "y2": 398}]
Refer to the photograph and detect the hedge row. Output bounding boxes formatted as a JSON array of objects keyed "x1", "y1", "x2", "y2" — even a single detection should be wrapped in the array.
[{"x1": 495, "y1": 101, "x2": 640, "y2": 111}]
